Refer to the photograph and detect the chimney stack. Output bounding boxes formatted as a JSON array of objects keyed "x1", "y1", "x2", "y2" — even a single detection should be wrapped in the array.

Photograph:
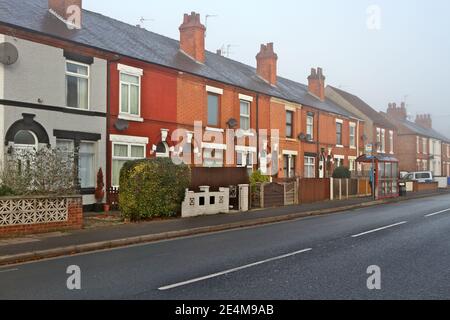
[
  {"x1": 256, "y1": 43, "x2": 278, "y2": 86},
  {"x1": 48, "y1": 0, "x2": 82, "y2": 28},
  {"x1": 386, "y1": 102, "x2": 407, "y2": 120},
  {"x1": 415, "y1": 114, "x2": 432, "y2": 129},
  {"x1": 179, "y1": 12, "x2": 206, "y2": 63},
  {"x1": 308, "y1": 67, "x2": 326, "y2": 100}
]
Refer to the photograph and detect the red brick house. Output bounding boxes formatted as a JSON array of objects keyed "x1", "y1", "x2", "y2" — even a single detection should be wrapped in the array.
[
  {"x1": 385, "y1": 103, "x2": 450, "y2": 177},
  {"x1": 0, "y1": 0, "x2": 366, "y2": 192}
]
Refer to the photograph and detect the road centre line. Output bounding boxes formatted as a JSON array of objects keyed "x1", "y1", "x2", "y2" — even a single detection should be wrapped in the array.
[
  {"x1": 351, "y1": 221, "x2": 408, "y2": 238},
  {"x1": 158, "y1": 248, "x2": 312, "y2": 291},
  {"x1": 425, "y1": 208, "x2": 450, "y2": 218}
]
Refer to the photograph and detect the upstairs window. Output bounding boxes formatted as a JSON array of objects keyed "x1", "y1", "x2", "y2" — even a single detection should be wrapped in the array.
[
  {"x1": 286, "y1": 111, "x2": 294, "y2": 138},
  {"x1": 120, "y1": 73, "x2": 141, "y2": 116},
  {"x1": 389, "y1": 130, "x2": 394, "y2": 154},
  {"x1": 207, "y1": 93, "x2": 220, "y2": 127},
  {"x1": 66, "y1": 61, "x2": 89, "y2": 110},
  {"x1": 336, "y1": 122, "x2": 343, "y2": 146},
  {"x1": 349, "y1": 123, "x2": 356, "y2": 148},
  {"x1": 306, "y1": 114, "x2": 314, "y2": 140},
  {"x1": 240, "y1": 100, "x2": 251, "y2": 131}
]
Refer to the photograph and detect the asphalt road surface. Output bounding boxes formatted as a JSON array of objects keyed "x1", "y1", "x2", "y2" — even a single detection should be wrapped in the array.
[{"x1": 1, "y1": 194, "x2": 449, "y2": 300}]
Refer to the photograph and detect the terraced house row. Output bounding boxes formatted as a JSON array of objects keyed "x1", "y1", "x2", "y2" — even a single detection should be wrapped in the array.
[{"x1": 0, "y1": 0, "x2": 448, "y2": 209}]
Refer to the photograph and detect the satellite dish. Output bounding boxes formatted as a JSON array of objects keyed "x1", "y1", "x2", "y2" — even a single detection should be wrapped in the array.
[
  {"x1": 114, "y1": 119, "x2": 129, "y2": 131},
  {"x1": 227, "y1": 118, "x2": 238, "y2": 129},
  {"x1": 0, "y1": 42, "x2": 19, "y2": 65},
  {"x1": 298, "y1": 133, "x2": 306, "y2": 141}
]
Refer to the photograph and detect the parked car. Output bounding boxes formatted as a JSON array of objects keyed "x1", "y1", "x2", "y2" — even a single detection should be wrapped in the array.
[{"x1": 401, "y1": 171, "x2": 434, "y2": 183}]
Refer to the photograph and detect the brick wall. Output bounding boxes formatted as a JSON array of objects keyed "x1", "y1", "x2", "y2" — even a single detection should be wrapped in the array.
[{"x1": 0, "y1": 196, "x2": 83, "y2": 237}]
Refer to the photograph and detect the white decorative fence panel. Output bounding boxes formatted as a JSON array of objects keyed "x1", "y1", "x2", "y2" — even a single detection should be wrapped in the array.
[
  {"x1": 0, "y1": 197, "x2": 69, "y2": 227},
  {"x1": 182, "y1": 186, "x2": 230, "y2": 218}
]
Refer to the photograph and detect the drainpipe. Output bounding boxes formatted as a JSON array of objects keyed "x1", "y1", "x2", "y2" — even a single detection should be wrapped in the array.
[
  {"x1": 106, "y1": 61, "x2": 111, "y2": 193},
  {"x1": 317, "y1": 111, "x2": 320, "y2": 177},
  {"x1": 256, "y1": 94, "x2": 260, "y2": 170}
]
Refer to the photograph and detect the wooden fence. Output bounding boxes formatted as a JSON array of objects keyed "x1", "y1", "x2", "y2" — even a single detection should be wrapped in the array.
[{"x1": 298, "y1": 178, "x2": 330, "y2": 204}]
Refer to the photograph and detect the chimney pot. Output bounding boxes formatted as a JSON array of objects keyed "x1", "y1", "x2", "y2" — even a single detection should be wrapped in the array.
[
  {"x1": 256, "y1": 42, "x2": 278, "y2": 86},
  {"x1": 308, "y1": 67, "x2": 326, "y2": 101},
  {"x1": 179, "y1": 11, "x2": 206, "y2": 63}
]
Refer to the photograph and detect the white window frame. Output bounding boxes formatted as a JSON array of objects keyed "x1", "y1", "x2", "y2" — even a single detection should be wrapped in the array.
[
  {"x1": 389, "y1": 130, "x2": 394, "y2": 154},
  {"x1": 336, "y1": 120, "x2": 344, "y2": 147},
  {"x1": 349, "y1": 122, "x2": 356, "y2": 149},
  {"x1": 240, "y1": 100, "x2": 251, "y2": 131},
  {"x1": 417, "y1": 136, "x2": 420, "y2": 154},
  {"x1": 306, "y1": 115, "x2": 314, "y2": 140},
  {"x1": 348, "y1": 156, "x2": 356, "y2": 172},
  {"x1": 65, "y1": 60, "x2": 90, "y2": 110},
  {"x1": 381, "y1": 129, "x2": 386, "y2": 153},
  {"x1": 118, "y1": 64, "x2": 143, "y2": 121},
  {"x1": 423, "y1": 137, "x2": 427, "y2": 155},
  {"x1": 376, "y1": 128, "x2": 382, "y2": 152},
  {"x1": 111, "y1": 140, "x2": 146, "y2": 187},
  {"x1": 304, "y1": 156, "x2": 316, "y2": 178},
  {"x1": 237, "y1": 151, "x2": 254, "y2": 168},
  {"x1": 78, "y1": 141, "x2": 97, "y2": 189}
]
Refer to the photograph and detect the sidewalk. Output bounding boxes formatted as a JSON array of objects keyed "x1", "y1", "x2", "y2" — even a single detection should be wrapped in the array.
[{"x1": 1, "y1": 189, "x2": 449, "y2": 265}]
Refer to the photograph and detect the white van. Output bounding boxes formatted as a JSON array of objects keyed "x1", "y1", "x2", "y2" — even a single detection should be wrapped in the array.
[{"x1": 402, "y1": 171, "x2": 433, "y2": 183}]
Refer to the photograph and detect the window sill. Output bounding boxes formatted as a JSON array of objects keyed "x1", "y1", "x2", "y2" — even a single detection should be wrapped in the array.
[
  {"x1": 285, "y1": 138, "x2": 297, "y2": 142},
  {"x1": 119, "y1": 114, "x2": 144, "y2": 122},
  {"x1": 336, "y1": 145, "x2": 344, "y2": 148}
]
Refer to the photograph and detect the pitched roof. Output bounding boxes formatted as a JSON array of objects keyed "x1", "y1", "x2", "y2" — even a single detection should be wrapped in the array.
[
  {"x1": 397, "y1": 118, "x2": 450, "y2": 143},
  {"x1": 0, "y1": 0, "x2": 359, "y2": 119},
  {"x1": 328, "y1": 86, "x2": 395, "y2": 129}
]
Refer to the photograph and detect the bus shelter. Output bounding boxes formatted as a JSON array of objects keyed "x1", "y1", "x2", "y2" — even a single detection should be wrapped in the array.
[{"x1": 356, "y1": 154, "x2": 399, "y2": 199}]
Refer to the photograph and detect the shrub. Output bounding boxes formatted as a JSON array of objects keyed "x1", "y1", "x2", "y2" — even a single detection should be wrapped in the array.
[
  {"x1": 0, "y1": 185, "x2": 15, "y2": 197},
  {"x1": 249, "y1": 170, "x2": 270, "y2": 192},
  {"x1": 1, "y1": 147, "x2": 78, "y2": 196},
  {"x1": 119, "y1": 158, "x2": 191, "y2": 221},
  {"x1": 332, "y1": 166, "x2": 351, "y2": 179}
]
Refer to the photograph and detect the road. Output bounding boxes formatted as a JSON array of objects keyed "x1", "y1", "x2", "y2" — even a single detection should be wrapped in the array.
[{"x1": 1, "y1": 194, "x2": 449, "y2": 300}]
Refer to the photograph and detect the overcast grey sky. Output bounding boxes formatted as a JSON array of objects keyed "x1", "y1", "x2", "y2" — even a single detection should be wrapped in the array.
[{"x1": 85, "y1": 0, "x2": 450, "y2": 137}]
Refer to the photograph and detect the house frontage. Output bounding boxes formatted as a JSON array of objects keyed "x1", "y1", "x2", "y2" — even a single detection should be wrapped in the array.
[
  {"x1": 326, "y1": 86, "x2": 397, "y2": 175},
  {"x1": 385, "y1": 103, "x2": 449, "y2": 177},
  {"x1": 0, "y1": 0, "x2": 366, "y2": 198},
  {"x1": 0, "y1": 1, "x2": 109, "y2": 210}
]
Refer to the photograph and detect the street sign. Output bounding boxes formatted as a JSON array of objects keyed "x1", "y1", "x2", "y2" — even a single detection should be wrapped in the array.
[{"x1": 365, "y1": 144, "x2": 373, "y2": 155}]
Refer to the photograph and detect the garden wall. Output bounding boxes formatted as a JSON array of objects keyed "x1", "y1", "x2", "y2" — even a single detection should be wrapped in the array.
[{"x1": 0, "y1": 195, "x2": 83, "y2": 237}]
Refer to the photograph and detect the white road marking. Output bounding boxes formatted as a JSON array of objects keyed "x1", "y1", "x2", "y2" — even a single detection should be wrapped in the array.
[
  {"x1": 351, "y1": 221, "x2": 407, "y2": 238},
  {"x1": 0, "y1": 268, "x2": 18, "y2": 273},
  {"x1": 425, "y1": 208, "x2": 450, "y2": 218},
  {"x1": 158, "y1": 248, "x2": 312, "y2": 291}
]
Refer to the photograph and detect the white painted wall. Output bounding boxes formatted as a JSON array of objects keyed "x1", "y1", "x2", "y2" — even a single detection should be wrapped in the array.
[{"x1": 1, "y1": 35, "x2": 107, "y2": 206}]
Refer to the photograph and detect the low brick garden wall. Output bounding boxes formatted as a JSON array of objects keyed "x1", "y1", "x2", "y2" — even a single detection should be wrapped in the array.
[{"x1": 0, "y1": 195, "x2": 83, "y2": 237}]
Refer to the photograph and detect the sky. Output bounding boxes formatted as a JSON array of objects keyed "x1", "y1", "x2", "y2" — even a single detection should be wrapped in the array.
[{"x1": 84, "y1": 0, "x2": 450, "y2": 137}]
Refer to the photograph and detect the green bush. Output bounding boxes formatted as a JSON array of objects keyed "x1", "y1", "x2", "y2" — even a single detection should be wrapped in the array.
[
  {"x1": 332, "y1": 166, "x2": 351, "y2": 179},
  {"x1": 0, "y1": 185, "x2": 15, "y2": 197},
  {"x1": 250, "y1": 170, "x2": 270, "y2": 187},
  {"x1": 119, "y1": 158, "x2": 191, "y2": 221}
]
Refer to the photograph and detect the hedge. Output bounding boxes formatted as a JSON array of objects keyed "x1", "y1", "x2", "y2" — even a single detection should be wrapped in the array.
[
  {"x1": 332, "y1": 166, "x2": 351, "y2": 179},
  {"x1": 119, "y1": 158, "x2": 191, "y2": 221}
]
